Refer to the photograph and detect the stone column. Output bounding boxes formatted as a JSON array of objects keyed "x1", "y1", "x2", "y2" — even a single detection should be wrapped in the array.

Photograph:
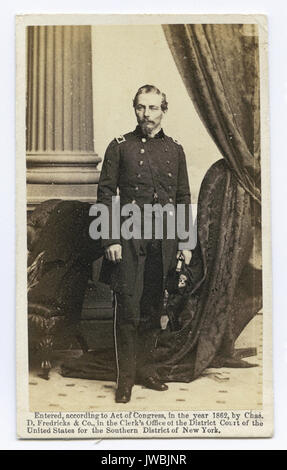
[{"x1": 26, "y1": 25, "x2": 101, "y2": 208}]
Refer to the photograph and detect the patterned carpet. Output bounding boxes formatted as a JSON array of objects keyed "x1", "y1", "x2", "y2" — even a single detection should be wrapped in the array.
[{"x1": 29, "y1": 315, "x2": 263, "y2": 412}]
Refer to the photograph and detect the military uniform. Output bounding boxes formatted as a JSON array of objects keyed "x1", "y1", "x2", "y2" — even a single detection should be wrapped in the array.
[{"x1": 96, "y1": 125, "x2": 191, "y2": 387}]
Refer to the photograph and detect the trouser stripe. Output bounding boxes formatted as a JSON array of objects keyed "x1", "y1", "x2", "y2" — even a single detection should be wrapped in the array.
[{"x1": 113, "y1": 292, "x2": 119, "y2": 387}]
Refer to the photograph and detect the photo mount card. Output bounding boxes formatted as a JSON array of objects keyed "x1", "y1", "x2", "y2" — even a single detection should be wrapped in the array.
[{"x1": 16, "y1": 14, "x2": 273, "y2": 439}]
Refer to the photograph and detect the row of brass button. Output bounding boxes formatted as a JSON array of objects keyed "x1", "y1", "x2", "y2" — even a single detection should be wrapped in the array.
[{"x1": 139, "y1": 148, "x2": 170, "y2": 157}]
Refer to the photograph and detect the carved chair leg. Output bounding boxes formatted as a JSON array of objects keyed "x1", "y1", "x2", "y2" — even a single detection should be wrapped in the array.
[{"x1": 38, "y1": 335, "x2": 53, "y2": 380}]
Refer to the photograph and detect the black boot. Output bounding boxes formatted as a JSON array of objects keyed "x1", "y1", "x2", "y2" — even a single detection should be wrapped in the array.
[
  {"x1": 115, "y1": 383, "x2": 133, "y2": 403},
  {"x1": 142, "y1": 376, "x2": 168, "y2": 391}
]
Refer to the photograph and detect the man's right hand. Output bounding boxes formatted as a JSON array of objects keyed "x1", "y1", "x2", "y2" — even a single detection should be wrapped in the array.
[{"x1": 105, "y1": 244, "x2": 122, "y2": 263}]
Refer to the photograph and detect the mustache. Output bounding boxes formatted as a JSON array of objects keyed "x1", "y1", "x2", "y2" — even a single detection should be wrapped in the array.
[{"x1": 141, "y1": 119, "x2": 154, "y2": 124}]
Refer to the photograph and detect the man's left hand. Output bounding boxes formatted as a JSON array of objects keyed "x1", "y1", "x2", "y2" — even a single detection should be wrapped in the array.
[{"x1": 177, "y1": 249, "x2": 192, "y2": 265}]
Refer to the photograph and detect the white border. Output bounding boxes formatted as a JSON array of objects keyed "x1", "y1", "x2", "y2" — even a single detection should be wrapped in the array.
[{"x1": 1, "y1": 0, "x2": 286, "y2": 451}]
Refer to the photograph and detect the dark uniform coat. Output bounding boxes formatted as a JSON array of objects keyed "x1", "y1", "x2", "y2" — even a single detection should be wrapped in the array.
[{"x1": 96, "y1": 125, "x2": 191, "y2": 295}]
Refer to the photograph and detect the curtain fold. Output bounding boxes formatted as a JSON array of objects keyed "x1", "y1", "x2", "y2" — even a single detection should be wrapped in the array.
[
  {"x1": 148, "y1": 159, "x2": 261, "y2": 382},
  {"x1": 162, "y1": 24, "x2": 261, "y2": 203}
]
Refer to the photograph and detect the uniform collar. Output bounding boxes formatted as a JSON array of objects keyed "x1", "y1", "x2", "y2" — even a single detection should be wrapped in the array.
[{"x1": 134, "y1": 125, "x2": 165, "y2": 139}]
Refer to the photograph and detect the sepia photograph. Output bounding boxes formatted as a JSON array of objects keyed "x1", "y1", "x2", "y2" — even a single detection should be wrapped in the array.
[{"x1": 16, "y1": 14, "x2": 272, "y2": 438}]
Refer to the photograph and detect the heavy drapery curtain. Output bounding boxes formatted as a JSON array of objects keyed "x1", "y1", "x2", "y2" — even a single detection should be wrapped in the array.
[{"x1": 162, "y1": 24, "x2": 261, "y2": 203}]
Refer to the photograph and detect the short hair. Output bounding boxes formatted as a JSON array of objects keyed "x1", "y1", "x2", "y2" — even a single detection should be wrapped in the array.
[{"x1": 133, "y1": 85, "x2": 168, "y2": 112}]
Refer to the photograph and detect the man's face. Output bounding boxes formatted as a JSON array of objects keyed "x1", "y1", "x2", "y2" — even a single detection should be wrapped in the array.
[{"x1": 134, "y1": 92, "x2": 165, "y2": 135}]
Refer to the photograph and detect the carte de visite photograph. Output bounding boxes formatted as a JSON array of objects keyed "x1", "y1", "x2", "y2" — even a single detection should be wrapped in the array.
[{"x1": 16, "y1": 14, "x2": 273, "y2": 439}]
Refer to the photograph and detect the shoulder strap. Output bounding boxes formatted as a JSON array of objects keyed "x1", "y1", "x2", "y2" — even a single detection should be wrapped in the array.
[{"x1": 115, "y1": 135, "x2": 126, "y2": 144}]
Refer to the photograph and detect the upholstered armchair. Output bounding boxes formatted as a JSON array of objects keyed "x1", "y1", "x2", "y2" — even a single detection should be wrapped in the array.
[{"x1": 27, "y1": 199, "x2": 103, "y2": 379}]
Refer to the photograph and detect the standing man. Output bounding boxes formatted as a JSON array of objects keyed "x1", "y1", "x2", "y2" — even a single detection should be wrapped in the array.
[{"x1": 96, "y1": 85, "x2": 192, "y2": 403}]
